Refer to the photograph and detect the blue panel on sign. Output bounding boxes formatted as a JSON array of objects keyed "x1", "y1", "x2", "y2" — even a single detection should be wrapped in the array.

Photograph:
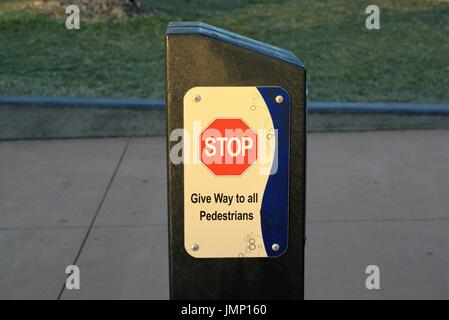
[{"x1": 257, "y1": 86, "x2": 290, "y2": 257}]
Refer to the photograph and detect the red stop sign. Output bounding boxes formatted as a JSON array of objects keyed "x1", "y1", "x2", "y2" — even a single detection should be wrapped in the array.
[{"x1": 200, "y1": 119, "x2": 258, "y2": 176}]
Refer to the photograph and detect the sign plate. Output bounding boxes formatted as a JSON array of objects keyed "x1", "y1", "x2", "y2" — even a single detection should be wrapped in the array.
[{"x1": 183, "y1": 86, "x2": 290, "y2": 258}]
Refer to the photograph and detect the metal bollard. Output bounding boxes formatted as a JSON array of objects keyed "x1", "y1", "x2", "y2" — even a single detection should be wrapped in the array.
[{"x1": 166, "y1": 22, "x2": 306, "y2": 299}]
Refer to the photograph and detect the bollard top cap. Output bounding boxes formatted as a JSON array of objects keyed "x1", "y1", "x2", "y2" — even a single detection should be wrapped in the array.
[{"x1": 166, "y1": 21, "x2": 304, "y2": 69}]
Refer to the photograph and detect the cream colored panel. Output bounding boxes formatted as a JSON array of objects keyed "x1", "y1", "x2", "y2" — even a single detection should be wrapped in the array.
[{"x1": 183, "y1": 87, "x2": 275, "y2": 258}]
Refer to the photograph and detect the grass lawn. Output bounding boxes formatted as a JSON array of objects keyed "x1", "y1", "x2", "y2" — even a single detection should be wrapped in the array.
[{"x1": 0, "y1": 0, "x2": 448, "y2": 102}]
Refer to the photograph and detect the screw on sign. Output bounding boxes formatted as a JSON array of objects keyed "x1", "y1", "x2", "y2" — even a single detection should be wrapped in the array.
[{"x1": 200, "y1": 118, "x2": 258, "y2": 176}]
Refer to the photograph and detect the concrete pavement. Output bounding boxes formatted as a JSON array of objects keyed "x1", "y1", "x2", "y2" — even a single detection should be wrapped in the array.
[{"x1": 0, "y1": 130, "x2": 448, "y2": 299}]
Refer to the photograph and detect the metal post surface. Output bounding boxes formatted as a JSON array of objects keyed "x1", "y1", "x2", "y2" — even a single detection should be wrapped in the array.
[{"x1": 166, "y1": 22, "x2": 306, "y2": 299}]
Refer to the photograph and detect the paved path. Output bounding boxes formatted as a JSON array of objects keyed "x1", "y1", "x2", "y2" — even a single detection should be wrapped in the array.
[{"x1": 0, "y1": 130, "x2": 448, "y2": 299}]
